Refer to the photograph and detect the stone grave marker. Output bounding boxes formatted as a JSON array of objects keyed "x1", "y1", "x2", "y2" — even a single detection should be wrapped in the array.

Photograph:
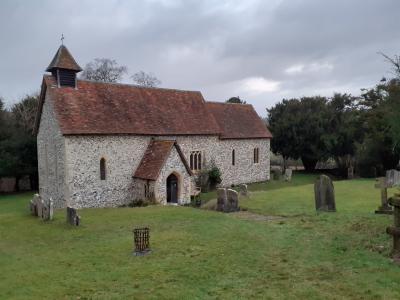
[
  {"x1": 314, "y1": 175, "x2": 336, "y2": 212},
  {"x1": 375, "y1": 177, "x2": 393, "y2": 214},
  {"x1": 387, "y1": 193, "x2": 400, "y2": 258},
  {"x1": 67, "y1": 207, "x2": 81, "y2": 226},
  {"x1": 284, "y1": 169, "x2": 293, "y2": 182},
  {"x1": 238, "y1": 184, "x2": 248, "y2": 197},
  {"x1": 42, "y1": 198, "x2": 54, "y2": 221},
  {"x1": 226, "y1": 189, "x2": 239, "y2": 213},
  {"x1": 347, "y1": 166, "x2": 354, "y2": 179},
  {"x1": 217, "y1": 188, "x2": 227, "y2": 212},
  {"x1": 37, "y1": 198, "x2": 45, "y2": 218},
  {"x1": 386, "y1": 169, "x2": 400, "y2": 187},
  {"x1": 30, "y1": 194, "x2": 40, "y2": 216}
]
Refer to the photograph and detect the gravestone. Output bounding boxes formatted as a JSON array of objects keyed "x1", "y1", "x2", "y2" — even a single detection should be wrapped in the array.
[
  {"x1": 314, "y1": 175, "x2": 336, "y2": 212},
  {"x1": 284, "y1": 169, "x2": 293, "y2": 182},
  {"x1": 217, "y1": 188, "x2": 227, "y2": 212},
  {"x1": 67, "y1": 207, "x2": 81, "y2": 226},
  {"x1": 386, "y1": 193, "x2": 400, "y2": 258},
  {"x1": 226, "y1": 189, "x2": 239, "y2": 212},
  {"x1": 37, "y1": 198, "x2": 45, "y2": 218},
  {"x1": 375, "y1": 177, "x2": 393, "y2": 214},
  {"x1": 42, "y1": 198, "x2": 54, "y2": 221},
  {"x1": 238, "y1": 184, "x2": 248, "y2": 197},
  {"x1": 30, "y1": 194, "x2": 40, "y2": 216},
  {"x1": 216, "y1": 188, "x2": 239, "y2": 213},
  {"x1": 347, "y1": 166, "x2": 354, "y2": 179},
  {"x1": 386, "y1": 169, "x2": 400, "y2": 187}
]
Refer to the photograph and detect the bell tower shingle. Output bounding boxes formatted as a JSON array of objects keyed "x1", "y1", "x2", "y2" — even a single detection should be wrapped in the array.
[{"x1": 46, "y1": 45, "x2": 82, "y2": 88}]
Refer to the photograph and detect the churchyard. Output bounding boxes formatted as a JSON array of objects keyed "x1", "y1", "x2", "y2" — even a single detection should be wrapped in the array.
[{"x1": 1, "y1": 173, "x2": 400, "y2": 299}]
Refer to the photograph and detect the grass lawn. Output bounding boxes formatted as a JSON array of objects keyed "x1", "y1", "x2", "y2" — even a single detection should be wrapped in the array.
[{"x1": 1, "y1": 174, "x2": 400, "y2": 299}]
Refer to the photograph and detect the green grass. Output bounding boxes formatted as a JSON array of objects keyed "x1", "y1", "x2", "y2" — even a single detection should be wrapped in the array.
[{"x1": 1, "y1": 174, "x2": 400, "y2": 299}]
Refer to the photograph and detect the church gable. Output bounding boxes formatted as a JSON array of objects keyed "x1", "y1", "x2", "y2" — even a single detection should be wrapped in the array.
[{"x1": 133, "y1": 140, "x2": 192, "y2": 181}]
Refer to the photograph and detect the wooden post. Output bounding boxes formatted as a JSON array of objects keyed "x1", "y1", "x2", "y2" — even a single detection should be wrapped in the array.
[
  {"x1": 375, "y1": 177, "x2": 393, "y2": 214},
  {"x1": 387, "y1": 194, "x2": 400, "y2": 257}
]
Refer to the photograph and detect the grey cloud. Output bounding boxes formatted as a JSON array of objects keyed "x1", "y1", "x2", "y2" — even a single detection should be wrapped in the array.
[{"x1": 0, "y1": 0, "x2": 399, "y2": 116}]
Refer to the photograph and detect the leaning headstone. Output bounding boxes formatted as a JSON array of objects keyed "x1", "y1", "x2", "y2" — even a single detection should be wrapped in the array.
[
  {"x1": 375, "y1": 177, "x2": 393, "y2": 214},
  {"x1": 238, "y1": 184, "x2": 248, "y2": 197},
  {"x1": 217, "y1": 188, "x2": 227, "y2": 212},
  {"x1": 284, "y1": 169, "x2": 293, "y2": 182},
  {"x1": 66, "y1": 207, "x2": 80, "y2": 226},
  {"x1": 386, "y1": 193, "x2": 400, "y2": 258},
  {"x1": 226, "y1": 189, "x2": 239, "y2": 213},
  {"x1": 314, "y1": 175, "x2": 336, "y2": 212}
]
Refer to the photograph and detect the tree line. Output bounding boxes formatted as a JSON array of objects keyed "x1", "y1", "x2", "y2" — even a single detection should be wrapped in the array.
[{"x1": 267, "y1": 54, "x2": 400, "y2": 177}]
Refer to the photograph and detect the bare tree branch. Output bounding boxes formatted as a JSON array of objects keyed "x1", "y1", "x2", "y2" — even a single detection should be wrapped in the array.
[
  {"x1": 378, "y1": 52, "x2": 400, "y2": 78},
  {"x1": 131, "y1": 71, "x2": 161, "y2": 87},
  {"x1": 81, "y1": 58, "x2": 127, "y2": 83}
]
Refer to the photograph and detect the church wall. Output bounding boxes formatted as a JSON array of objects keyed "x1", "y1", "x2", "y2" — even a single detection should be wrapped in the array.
[
  {"x1": 155, "y1": 146, "x2": 193, "y2": 205},
  {"x1": 157, "y1": 136, "x2": 271, "y2": 187},
  {"x1": 64, "y1": 135, "x2": 150, "y2": 208},
  {"x1": 62, "y1": 134, "x2": 269, "y2": 208},
  {"x1": 37, "y1": 92, "x2": 66, "y2": 208}
]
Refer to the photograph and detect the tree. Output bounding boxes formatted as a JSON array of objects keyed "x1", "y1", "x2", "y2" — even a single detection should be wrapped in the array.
[
  {"x1": 12, "y1": 94, "x2": 39, "y2": 133},
  {"x1": 356, "y1": 81, "x2": 400, "y2": 176},
  {"x1": 379, "y1": 52, "x2": 400, "y2": 78},
  {"x1": 226, "y1": 96, "x2": 246, "y2": 104},
  {"x1": 323, "y1": 93, "x2": 363, "y2": 176},
  {"x1": 267, "y1": 96, "x2": 329, "y2": 171},
  {"x1": 131, "y1": 71, "x2": 161, "y2": 87},
  {"x1": 0, "y1": 94, "x2": 39, "y2": 190},
  {"x1": 81, "y1": 58, "x2": 127, "y2": 83}
]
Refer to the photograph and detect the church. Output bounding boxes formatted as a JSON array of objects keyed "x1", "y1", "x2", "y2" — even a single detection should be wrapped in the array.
[{"x1": 34, "y1": 45, "x2": 272, "y2": 208}]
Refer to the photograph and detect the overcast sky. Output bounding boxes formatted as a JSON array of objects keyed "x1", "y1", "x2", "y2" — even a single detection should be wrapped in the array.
[{"x1": 1, "y1": 0, "x2": 399, "y2": 116}]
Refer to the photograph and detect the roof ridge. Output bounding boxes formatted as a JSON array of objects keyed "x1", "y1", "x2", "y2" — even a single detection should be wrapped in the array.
[
  {"x1": 206, "y1": 100, "x2": 252, "y2": 106},
  {"x1": 76, "y1": 78, "x2": 202, "y2": 94}
]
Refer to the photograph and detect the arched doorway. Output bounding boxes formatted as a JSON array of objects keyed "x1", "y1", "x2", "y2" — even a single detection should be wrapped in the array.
[{"x1": 167, "y1": 173, "x2": 178, "y2": 204}]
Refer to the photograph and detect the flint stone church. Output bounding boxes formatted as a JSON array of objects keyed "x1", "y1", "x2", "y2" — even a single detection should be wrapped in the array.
[{"x1": 34, "y1": 45, "x2": 272, "y2": 208}]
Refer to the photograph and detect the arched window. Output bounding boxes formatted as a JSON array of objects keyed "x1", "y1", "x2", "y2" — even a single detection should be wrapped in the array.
[
  {"x1": 232, "y1": 149, "x2": 235, "y2": 166},
  {"x1": 253, "y1": 148, "x2": 259, "y2": 164},
  {"x1": 100, "y1": 158, "x2": 106, "y2": 180},
  {"x1": 190, "y1": 151, "x2": 202, "y2": 171}
]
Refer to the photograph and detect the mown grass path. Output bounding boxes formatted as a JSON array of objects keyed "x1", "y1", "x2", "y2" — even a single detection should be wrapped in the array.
[{"x1": 1, "y1": 174, "x2": 400, "y2": 299}]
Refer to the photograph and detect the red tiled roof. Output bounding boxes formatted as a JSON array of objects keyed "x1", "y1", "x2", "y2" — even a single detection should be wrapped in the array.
[
  {"x1": 133, "y1": 140, "x2": 192, "y2": 180},
  {"x1": 205, "y1": 102, "x2": 272, "y2": 139},
  {"x1": 38, "y1": 75, "x2": 221, "y2": 136},
  {"x1": 46, "y1": 45, "x2": 82, "y2": 72}
]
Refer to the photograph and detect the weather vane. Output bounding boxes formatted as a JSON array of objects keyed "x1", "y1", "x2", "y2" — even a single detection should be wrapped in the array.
[{"x1": 61, "y1": 34, "x2": 65, "y2": 45}]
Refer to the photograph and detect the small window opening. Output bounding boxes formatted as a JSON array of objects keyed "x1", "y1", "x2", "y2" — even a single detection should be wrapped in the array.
[{"x1": 100, "y1": 158, "x2": 106, "y2": 180}]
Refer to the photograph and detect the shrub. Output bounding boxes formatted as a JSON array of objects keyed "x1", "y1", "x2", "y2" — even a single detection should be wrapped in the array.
[
  {"x1": 208, "y1": 165, "x2": 222, "y2": 189},
  {"x1": 123, "y1": 197, "x2": 156, "y2": 207}
]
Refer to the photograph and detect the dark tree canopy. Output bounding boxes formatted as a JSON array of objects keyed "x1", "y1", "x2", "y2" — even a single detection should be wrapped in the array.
[
  {"x1": 226, "y1": 96, "x2": 246, "y2": 104},
  {"x1": 81, "y1": 58, "x2": 127, "y2": 83},
  {"x1": 131, "y1": 71, "x2": 161, "y2": 87},
  {"x1": 267, "y1": 96, "x2": 329, "y2": 171},
  {"x1": 0, "y1": 94, "x2": 39, "y2": 189}
]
